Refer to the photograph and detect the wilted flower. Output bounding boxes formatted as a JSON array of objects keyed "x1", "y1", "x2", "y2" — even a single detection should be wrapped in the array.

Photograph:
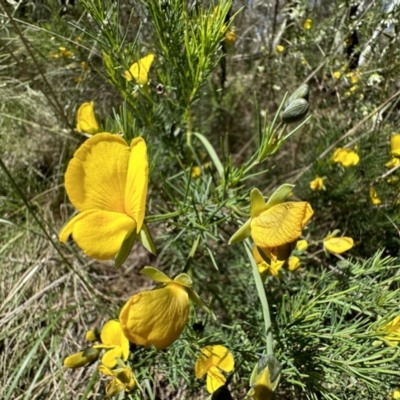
[
  {"x1": 195, "y1": 345, "x2": 234, "y2": 393},
  {"x1": 309, "y1": 176, "x2": 326, "y2": 191},
  {"x1": 93, "y1": 320, "x2": 129, "y2": 368},
  {"x1": 119, "y1": 268, "x2": 200, "y2": 350},
  {"x1": 124, "y1": 53, "x2": 154, "y2": 85},
  {"x1": 230, "y1": 185, "x2": 313, "y2": 262},
  {"x1": 369, "y1": 187, "x2": 381, "y2": 206},
  {"x1": 99, "y1": 364, "x2": 135, "y2": 396},
  {"x1": 63, "y1": 347, "x2": 101, "y2": 368},
  {"x1": 303, "y1": 18, "x2": 313, "y2": 30},
  {"x1": 59, "y1": 133, "x2": 148, "y2": 260},
  {"x1": 332, "y1": 148, "x2": 359, "y2": 167},
  {"x1": 76, "y1": 101, "x2": 100, "y2": 135},
  {"x1": 391, "y1": 134, "x2": 400, "y2": 157},
  {"x1": 324, "y1": 235, "x2": 354, "y2": 254}
]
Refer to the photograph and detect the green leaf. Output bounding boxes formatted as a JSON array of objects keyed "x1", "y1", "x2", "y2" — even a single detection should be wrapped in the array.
[
  {"x1": 140, "y1": 266, "x2": 171, "y2": 283},
  {"x1": 139, "y1": 224, "x2": 157, "y2": 255},
  {"x1": 115, "y1": 230, "x2": 137, "y2": 268},
  {"x1": 228, "y1": 218, "x2": 251, "y2": 245},
  {"x1": 193, "y1": 132, "x2": 224, "y2": 178},
  {"x1": 265, "y1": 184, "x2": 294, "y2": 209},
  {"x1": 250, "y1": 188, "x2": 266, "y2": 217}
]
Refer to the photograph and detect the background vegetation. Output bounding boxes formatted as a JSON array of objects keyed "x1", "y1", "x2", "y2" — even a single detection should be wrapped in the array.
[{"x1": 1, "y1": 0, "x2": 400, "y2": 399}]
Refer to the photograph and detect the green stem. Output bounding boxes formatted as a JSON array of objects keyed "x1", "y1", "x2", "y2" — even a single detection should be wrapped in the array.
[
  {"x1": 244, "y1": 239, "x2": 274, "y2": 355},
  {"x1": 144, "y1": 211, "x2": 181, "y2": 223}
]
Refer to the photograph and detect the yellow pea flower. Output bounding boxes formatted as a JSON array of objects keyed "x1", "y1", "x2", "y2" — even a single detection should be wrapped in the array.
[
  {"x1": 191, "y1": 166, "x2": 202, "y2": 178},
  {"x1": 224, "y1": 28, "x2": 237, "y2": 45},
  {"x1": 296, "y1": 239, "x2": 308, "y2": 252},
  {"x1": 288, "y1": 255, "x2": 300, "y2": 271},
  {"x1": 276, "y1": 45, "x2": 285, "y2": 53},
  {"x1": 309, "y1": 176, "x2": 326, "y2": 191},
  {"x1": 59, "y1": 133, "x2": 148, "y2": 261},
  {"x1": 333, "y1": 71, "x2": 341, "y2": 79},
  {"x1": 391, "y1": 389, "x2": 400, "y2": 399},
  {"x1": 332, "y1": 148, "x2": 359, "y2": 167},
  {"x1": 369, "y1": 187, "x2": 381, "y2": 205},
  {"x1": 324, "y1": 236, "x2": 354, "y2": 254},
  {"x1": 119, "y1": 269, "x2": 191, "y2": 350},
  {"x1": 229, "y1": 185, "x2": 313, "y2": 255},
  {"x1": 195, "y1": 345, "x2": 234, "y2": 394},
  {"x1": 385, "y1": 157, "x2": 400, "y2": 168},
  {"x1": 252, "y1": 245, "x2": 284, "y2": 277},
  {"x1": 380, "y1": 316, "x2": 400, "y2": 347},
  {"x1": 76, "y1": 101, "x2": 100, "y2": 135},
  {"x1": 93, "y1": 320, "x2": 129, "y2": 368},
  {"x1": 303, "y1": 18, "x2": 313, "y2": 30},
  {"x1": 249, "y1": 355, "x2": 281, "y2": 400},
  {"x1": 63, "y1": 347, "x2": 100, "y2": 368},
  {"x1": 59, "y1": 46, "x2": 73, "y2": 58},
  {"x1": 124, "y1": 53, "x2": 154, "y2": 85},
  {"x1": 85, "y1": 329, "x2": 99, "y2": 342},
  {"x1": 99, "y1": 364, "x2": 135, "y2": 396},
  {"x1": 391, "y1": 134, "x2": 400, "y2": 157}
]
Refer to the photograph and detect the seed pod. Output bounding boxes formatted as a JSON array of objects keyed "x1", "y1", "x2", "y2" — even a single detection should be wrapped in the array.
[
  {"x1": 287, "y1": 84, "x2": 310, "y2": 104},
  {"x1": 281, "y1": 98, "x2": 309, "y2": 124}
]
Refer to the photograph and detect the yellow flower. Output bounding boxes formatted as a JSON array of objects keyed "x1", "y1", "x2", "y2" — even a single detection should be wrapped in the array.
[
  {"x1": 80, "y1": 61, "x2": 89, "y2": 70},
  {"x1": 229, "y1": 185, "x2": 313, "y2": 260},
  {"x1": 224, "y1": 28, "x2": 237, "y2": 45},
  {"x1": 195, "y1": 345, "x2": 234, "y2": 393},
  {"x1": 391, "y1": 134, "x2": 400, "y2": 157},
  {"x1": 252, "y1": 245, "x2": 284, "y2": 277},
  {"x1": 324, "y1": 236, "x2": 354, "y2": 254},
  {"x1": 119, "y1": 273, "x2": 190, "y2": 350},
  {"x1": 99, "y1": 365, "x2": 135, "y2": 396},
  {"x1": 380, "y1": 316, "x2": 400, "y2": 346},
  {"x1": 369, "y1": 187, "x2": 381, "y2": 206},
  {"x1": 59, "y1": 133, "x2": 148, "y2": 260},
  {"x1": 249, "y1": 355, "x2": 281, "y2": 400},
  {"x1": 385, "y1": 157, "x2": 400, "y2": 168},
  {"x1": 63, "y1": 347, "x2": 100, "y2": 368},
  {"x1": 76, "y1": 101, "x2": 100, "y2": 135},
  {"x1": 296, "y1": 239, "x2": 308, "y2": 252},
  {"x1": 124, "y1": 53, "x2": 154, "y2": 85},
  {"x1": 303, "y1": 18, "x2": 313, "y2": 30},
  {"x1": 93, "y1": 320, "x2": 129, "y2": 368},
  {"x1": 191, "y1": 166, "x2": 202, "y2": 178},
  {"x1": 59, "y1": 46, "x2": 73, "y2": 58},
  {"x1": 288, "y1": 256, "x2": 300, "y2": 271},
  {"x1": 333, "y1": 71, "x2": 341, "y2": 79},
  {"x1": 346, "y1": 70, "x2": 360, "y2": 84},
  {"x1": 85, "y1": 329, "x2": 99, "y2": 342},
  {"x1": 309, "y1": 176, "x2": 326, "y2": 191},
  {"x1": 332, "y1": 148, "x2": 359, "y2": 167},
  {"x1": 276, "y1": 45, "x2": 285, "y2": 53},
  {"x1": 391, "y1": 388, "x2": 400, "y2": 399}
]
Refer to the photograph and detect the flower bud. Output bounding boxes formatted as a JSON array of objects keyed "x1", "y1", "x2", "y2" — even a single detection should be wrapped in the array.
[
  {"x1": 281, "y1": 98, "x2": 309, "y2": 124},
  {"x1": 287, "y1": 84, "x2": 310, "y2": 104},
  {"x1": 63, "y1": 347, "x2": 100, "y2": 368}
]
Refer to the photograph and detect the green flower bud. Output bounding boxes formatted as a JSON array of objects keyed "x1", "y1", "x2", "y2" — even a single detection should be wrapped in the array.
[
  {"x1": 63, "y1": 347, "x2": 100, "y2": 368},
  {"x1": 281, "y1": 98, "x2": 309, "y2": 124},
  {"x1": 287, "y1": 84, "x2": 310, "y2": 104}
]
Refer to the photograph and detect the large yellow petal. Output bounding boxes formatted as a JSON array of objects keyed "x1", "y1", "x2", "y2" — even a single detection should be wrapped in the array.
[
  {"x1": 125, "y1": 137, "x2": 148, "y2": 233},
  {"x1": 206, "y1": 366, "x2": 226, "y2": 393},
  {"x1": 100, "y1": 320, "x2": 123, "y2": 346},
  {"x1": 251, "y1": 202, "x2": 313, "y2": 248},
  {"x1": 119, "y1": 283, "x2": 189, "y2": 350},
  {"x1": 59, "y1": 210, "x2": 136, "y2": 260},
  {"x1": 65, "y1": 133, "x2": 130, "y2": 213}
]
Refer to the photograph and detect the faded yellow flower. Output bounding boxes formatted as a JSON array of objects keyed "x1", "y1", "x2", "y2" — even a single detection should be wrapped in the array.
[
  {"x1": 124, "y1": 53, "x2": 154, "y2": 85},
  {"x1": 324, "y1": 236, "x2": 354, "y2": 254},
  {"x1": 76, "y1": 101, "x2": 100, "y2": 135},
  {"x1": 309, "y1": 176, "x2": 326, "y2": 191},
  {"x1": 195, "y1": 345, "x2": 234, "y2": 393},
  {"x1": 332, "y1": 148, "x2": 359, "y2": 167},
  {"x1": 303, "y1": 19, "x2": 313, "y2": 30},
  {"x1": 99, "y1": 365, "x2": 135, "y2": 396},
  {"x1": 369, "y1": 187, "x2": 381, "y2": 206}
]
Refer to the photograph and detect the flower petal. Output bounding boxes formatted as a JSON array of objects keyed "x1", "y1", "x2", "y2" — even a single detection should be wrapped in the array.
[
  {"x1": 102, "y1": 347, "x2": 123, "y2": 369},
  {"x1": 76, "y1": 101, "x2": 100, "y2": 135},
  {"x1": 65, "y1": 133, "x2": 130, "y2": 213},
  {"x1": 206, "y1": 366, "x2": 226, "y2": 394},
  {"x1": 100, "y1": 320, "x2": 123, "y2": 347},
  {"x1": 125, "y1": 137, "x2": 148, "y2": 233},
  {"x1": 391, "y1": 135, "x2": 400, "y2": 157},
  {"x1": 251, "y1": 202, "x2": 313, "y2": 248},
  {"x1": 124, "y1": 54, "x2": 154, "y2": 85},
  {"x1": 119, "y1": 283, "x2": 189, "y2": 350},
  {"x1": 324, "y1": 237, "x2": 354, "y2": 254},
  {"x1": 59, "y1": 210, "x2": 136, "y2": 260},
  {"x1": 195, "y1": 345, "x2": 234, "y2": 380}
]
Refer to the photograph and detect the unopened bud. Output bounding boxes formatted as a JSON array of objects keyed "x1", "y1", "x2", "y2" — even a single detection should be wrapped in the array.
[
  {"x1": 63, "y1": 347, "x2": 100, "y2": 368},
  {"x1": 287, "y1": 84, "x2": 310, "y2": 104},
  {"x1": 281, "y1": 98, "x2": 309, "y2": 124}
]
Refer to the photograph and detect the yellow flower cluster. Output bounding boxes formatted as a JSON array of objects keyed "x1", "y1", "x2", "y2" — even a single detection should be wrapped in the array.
[{"x1": 332, "y1": 148, "x2": 359, "y2": 167}]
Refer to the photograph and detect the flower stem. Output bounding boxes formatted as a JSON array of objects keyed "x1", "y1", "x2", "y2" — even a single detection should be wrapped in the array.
[{"x1": 244, "y1": 239, "x2": 274, "y2": 355}]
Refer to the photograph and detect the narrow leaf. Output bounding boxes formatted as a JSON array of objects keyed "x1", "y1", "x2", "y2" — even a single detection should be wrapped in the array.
[
  {"x1": 265, "y1": 184, "x2": 294, "y2": 209},
  {"x1": 193, "y1": 132, "x2": 224, "y2": 178}
]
